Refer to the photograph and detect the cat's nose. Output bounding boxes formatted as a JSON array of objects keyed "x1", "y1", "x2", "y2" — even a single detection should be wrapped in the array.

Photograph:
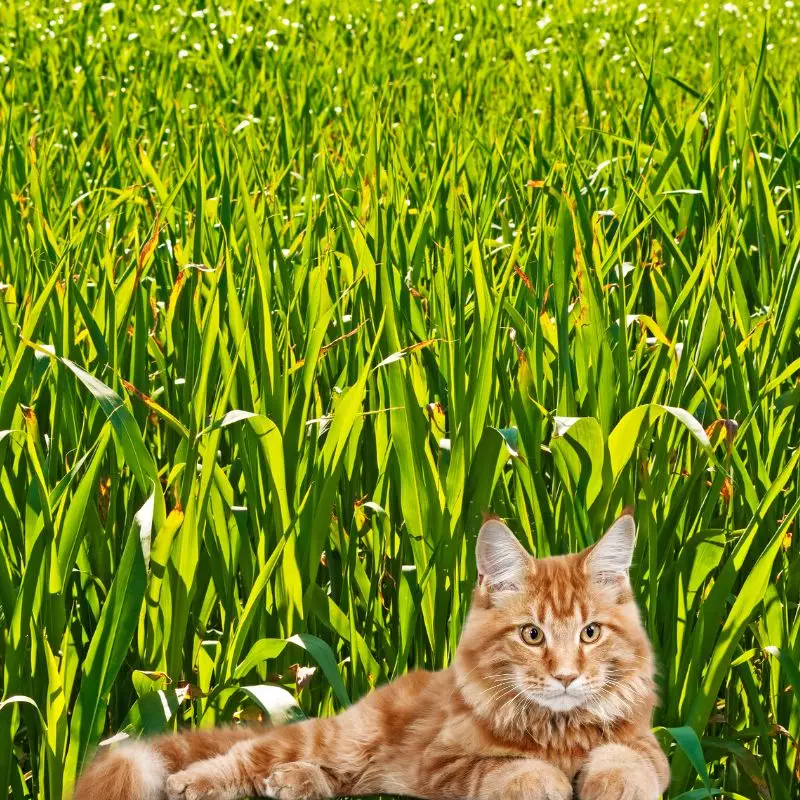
[{"x1": 554, "y1": 672, "x2": 579, "y2": 688}]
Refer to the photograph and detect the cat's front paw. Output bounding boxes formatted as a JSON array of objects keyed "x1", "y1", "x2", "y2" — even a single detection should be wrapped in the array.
[
  {"x1": 166, "y1": 768, "x2": 223, "y2": 800},
  {"x1": 578, "y1": 745, "x2": 660, "y2": 800},
  {"x1": 262, "y1": 761, "x2": 334, "y2": 799},
  {"x1": 504, "y1": 762, "x2": 573, "y2": 800}
]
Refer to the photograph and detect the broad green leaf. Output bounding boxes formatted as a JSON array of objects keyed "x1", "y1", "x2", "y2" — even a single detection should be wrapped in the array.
[{"x1": 63, "y1": 492, "x2": 151, "y2": 787}]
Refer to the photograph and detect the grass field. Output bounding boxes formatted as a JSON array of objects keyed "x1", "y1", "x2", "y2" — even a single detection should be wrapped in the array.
[{"x1": 1, "y1": 0, "x2": 800, "y2": 797}]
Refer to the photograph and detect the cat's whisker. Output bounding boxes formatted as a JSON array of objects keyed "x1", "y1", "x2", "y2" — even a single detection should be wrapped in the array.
[
  {"x1": 496, "y1": 681, "x2": 538, "y2": 720},
  {"x1": 481, "y1": 682, "x2": 522, "y2": 707},
  {"x1": 474, "y1": 677, "x2": 522, "y2": 698}
]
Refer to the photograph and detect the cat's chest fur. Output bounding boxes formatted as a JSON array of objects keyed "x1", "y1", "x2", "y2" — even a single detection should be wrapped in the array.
[{"x1": 433, "y1": 697, "x2": 615, "y2": 777}]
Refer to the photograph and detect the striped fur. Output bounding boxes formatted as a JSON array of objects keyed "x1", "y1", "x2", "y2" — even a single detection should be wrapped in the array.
[{"x1": 75, "y1": 513, "x2": 669, "y2": 800}]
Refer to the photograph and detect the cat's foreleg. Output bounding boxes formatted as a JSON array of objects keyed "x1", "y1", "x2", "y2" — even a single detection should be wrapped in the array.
[
  {"x1": 165, "y1": 740, "x2": 257, "y2": 800},
  {"x1": 165, "y1": 735, "x2": 344, "y2": 800},
  {"x1": 165, "y1": 748, "x2": 574, "y2": 800}
]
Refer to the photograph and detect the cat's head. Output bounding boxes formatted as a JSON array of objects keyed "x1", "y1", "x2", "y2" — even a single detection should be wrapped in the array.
[{"x1": 456, "y1": 513, "x2": 655, "y2": 727}]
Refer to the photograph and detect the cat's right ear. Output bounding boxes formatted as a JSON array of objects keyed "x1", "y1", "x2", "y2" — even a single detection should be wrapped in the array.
[
  {"x1": 476, "y1": 518, "x2": 530, "y2": 593},
  {"x1": 584, "y1": 511, "x2": 636, "y2": 584}
]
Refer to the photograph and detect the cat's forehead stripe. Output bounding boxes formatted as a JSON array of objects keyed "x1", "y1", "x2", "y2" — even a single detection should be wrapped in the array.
[
  {"x1": 534, "y1": 597, "x2": 585, "y2": 625},
  {"x1": 529, "y1": 556, "x2": 590, "y2": 621}
]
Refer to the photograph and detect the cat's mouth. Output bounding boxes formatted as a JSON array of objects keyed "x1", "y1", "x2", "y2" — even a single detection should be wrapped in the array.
[
  {"x1": 526, "y1": 678, "x2": 590, "y2": 713},
  {"x1": 533, "y1": 691, "x2": 586, "y2": 712}
]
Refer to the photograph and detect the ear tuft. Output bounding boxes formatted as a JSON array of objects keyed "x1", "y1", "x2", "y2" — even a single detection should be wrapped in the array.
[
  {"x1": 476, "y1": 519, "x2": 530, "y2": 592},
  {"x1": 585, "y1": 512, "x2": 636, "y2": 582}
]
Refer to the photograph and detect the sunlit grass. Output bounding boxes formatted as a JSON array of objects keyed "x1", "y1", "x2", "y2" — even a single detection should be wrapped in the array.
[{"x1": 0, "y1": 1, "x2": 799, "y2": 798}]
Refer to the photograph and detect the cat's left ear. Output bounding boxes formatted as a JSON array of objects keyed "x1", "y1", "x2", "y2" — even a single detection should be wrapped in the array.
[{"x1": 585, "y1": 511, "x2": 636, "y2": 583}]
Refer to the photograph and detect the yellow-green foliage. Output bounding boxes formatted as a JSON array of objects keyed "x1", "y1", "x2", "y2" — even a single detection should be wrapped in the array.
[{"x1": 0, "y1": 1, "x2": 798, "y2": 798}]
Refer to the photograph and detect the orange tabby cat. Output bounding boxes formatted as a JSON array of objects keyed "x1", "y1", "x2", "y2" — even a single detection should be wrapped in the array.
[{"x1": 75, "y1": 512, "x2": 669, "y2": 800}]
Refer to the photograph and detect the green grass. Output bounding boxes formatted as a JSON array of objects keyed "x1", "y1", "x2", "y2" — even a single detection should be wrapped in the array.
[{"x1": 1, "y1": 0, "x2": 799, "y2": 797}]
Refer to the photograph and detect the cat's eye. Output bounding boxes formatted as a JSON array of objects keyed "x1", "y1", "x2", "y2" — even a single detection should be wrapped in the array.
[
  {"x1": 580, "y1": 623, "x2": 602, "y2": 644},
  {"x1": 520, "y1": 625, "x2": 545, "y2": 646}
]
